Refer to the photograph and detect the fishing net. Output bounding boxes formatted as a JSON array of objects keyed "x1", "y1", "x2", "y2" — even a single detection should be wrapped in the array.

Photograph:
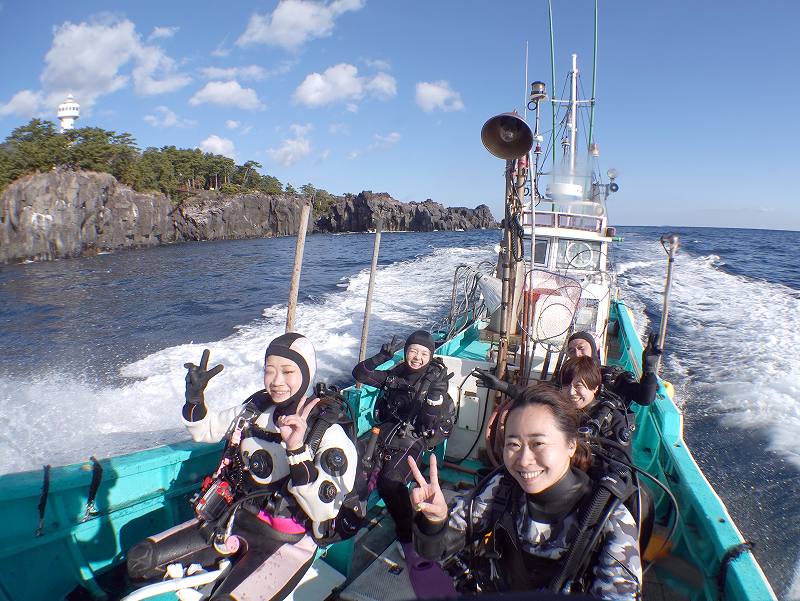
[{"x1": 520, "y1": 269, "x2": 583, "y2": 349}]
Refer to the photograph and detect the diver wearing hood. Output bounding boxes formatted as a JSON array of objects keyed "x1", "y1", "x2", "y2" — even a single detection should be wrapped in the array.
[
  {"x1": 352, "y1": 330, "x2": 455, "y2": 553},
  {"x1": 127, "y1": 333, "x2": 358, "y2": 600},
  {"x1": 567, "y1": 331, "x2": 660, "y2": 408}
]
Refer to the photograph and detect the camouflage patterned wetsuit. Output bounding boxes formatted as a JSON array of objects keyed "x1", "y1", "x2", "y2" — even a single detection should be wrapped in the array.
[{"x1": 414, "y1": 470, "x2": 641, "y2": 600}]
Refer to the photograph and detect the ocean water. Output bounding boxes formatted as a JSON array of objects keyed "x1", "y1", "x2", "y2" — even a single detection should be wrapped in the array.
[{"x1": 1, "y1": 226, "x2": 798, "y2": 597}]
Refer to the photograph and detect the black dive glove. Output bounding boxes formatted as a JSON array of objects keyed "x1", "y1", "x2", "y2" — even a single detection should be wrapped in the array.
[
  {"x1": 381, "y1": 335, "x2": 404, "y2": 357},
  {"x1": 642, "y1": 333, "x2": 662, "y2": 375},
  {"x1": 184, "y1": 349, "x2": 224, "y2": 405},
  {"x1": 473, "y1": 368, "x2": 523, "y2": 399},
  {"x1": 473, "y1": 368, "x2": 508, "y2": 393}
]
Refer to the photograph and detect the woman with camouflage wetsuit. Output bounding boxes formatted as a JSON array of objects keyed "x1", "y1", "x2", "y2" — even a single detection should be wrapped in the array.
[{"x1": 408, "y1": 383, "x2": 641, "y2": 599}]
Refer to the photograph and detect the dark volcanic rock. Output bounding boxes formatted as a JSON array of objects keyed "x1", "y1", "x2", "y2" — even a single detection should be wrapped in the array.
[
  {"x1": 314, "y1": 191, "x2": 496, "y2": 232},
  {"x1": 0, "y1": 169, "x2": 175, "y2": 262},
  {"x1": 0, "y1": 171, "x2": 496, "y2": 263},
  {"x1": 173, "y1": 191, "x2": 304, "y2": 241}
]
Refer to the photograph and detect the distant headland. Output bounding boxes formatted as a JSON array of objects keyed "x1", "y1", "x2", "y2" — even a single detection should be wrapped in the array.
[{"x1": 0, "y1": 119, "x2": 495, "y2": 264}]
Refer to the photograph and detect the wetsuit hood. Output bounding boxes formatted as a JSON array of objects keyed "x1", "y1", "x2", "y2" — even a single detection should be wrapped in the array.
[
  {"x1": 568, "y1": 331, "x2": 601, "y2": 366},
  {"x1": 403, "y1": 330, "x2": 435, "y2": 374},
  {"x1": 264, "y1": 332, "x2": 316, "y2": 417}
]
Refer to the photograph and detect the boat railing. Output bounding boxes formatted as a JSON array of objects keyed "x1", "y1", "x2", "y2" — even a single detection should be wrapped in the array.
[{"x1": 522, "y1": 208, "x2": 607, "y2": 234}]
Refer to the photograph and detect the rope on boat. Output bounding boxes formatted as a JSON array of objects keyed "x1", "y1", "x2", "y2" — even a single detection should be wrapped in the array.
[
  {"x1": 35, "y1": 464, "x2": 51, "y2": 536},
  {"x1": 717, "y1": 541, "x2": 755, "y2": 596},
  {"x1": 81, "y1": 456, "x2": 103, "y2": 522}
]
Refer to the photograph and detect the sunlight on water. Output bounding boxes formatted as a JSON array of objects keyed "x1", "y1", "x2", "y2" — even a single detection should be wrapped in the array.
[{"x1": 0, "y1": 243, "x2": 496, "y2": 474}]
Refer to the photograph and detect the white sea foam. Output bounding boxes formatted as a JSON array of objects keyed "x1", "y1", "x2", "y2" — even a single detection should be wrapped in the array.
[
  {"x1": 616, "y1": 240, "x2": 800, "y2": 471},
  {"x1": 0, "y1": 243, "x2": 496, "y2": 474}
]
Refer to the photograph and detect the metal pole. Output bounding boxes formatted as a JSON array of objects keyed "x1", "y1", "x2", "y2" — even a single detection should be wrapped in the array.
[
  {"x1": 285, "y1": 200, "x2": 312, "y2": 332},
  {"x1": 657, "y1": 233, "x2": 680, "y2": 371},
  {"x1": 548, "y1": 0, "x2": 557, "y2": 171},
  {"x1": 358, "y1": 221, "x2": 383, "y2": 363},
  {"x1": 588, "y1": 0, "x2": 598, "y2": 146},
  {"x1": 496, "y1": 161, "x2": 514, "y2": 382},
  {"x1": 523, "y1": 41, "x2": 529, "y2": 120},
  {"x1": 569, "y1": 54, "x2": 578, "y2": 174}
]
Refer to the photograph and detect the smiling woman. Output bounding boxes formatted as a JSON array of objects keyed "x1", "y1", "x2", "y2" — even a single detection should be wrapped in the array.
[{"x1": 410, "y1": 383, "x2": 642, "y2": 598}]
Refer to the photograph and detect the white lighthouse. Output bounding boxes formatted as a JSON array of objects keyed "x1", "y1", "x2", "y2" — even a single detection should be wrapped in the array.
[{"x1": 57, "y1": 94, "x2": 80, "y2": 132}]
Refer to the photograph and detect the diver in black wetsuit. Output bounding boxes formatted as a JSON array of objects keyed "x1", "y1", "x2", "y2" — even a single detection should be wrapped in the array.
[
  {"x1": 559, "y1": 355, "x2": 634, "y2": 454},
  {"x1": 351, "y1": 330, "x2": 455, "y2": 555},
  {"x1": 567, "y1": 331, "x2": 660, "y2": 408},
  {"x1": 408, "y1": 384, "x2": 641, "y2": 598}
]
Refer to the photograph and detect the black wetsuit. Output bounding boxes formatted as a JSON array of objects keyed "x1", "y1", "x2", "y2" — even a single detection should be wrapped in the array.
[
  {"x1": 352, "y1": 349, "x2": 455, "y2": 543},
  {"x1": 413, "y1": 468, "x2": 642, "y2": 598},
  {"x1": 602, "y1": 364, "x2": 658, "y2": 408}
]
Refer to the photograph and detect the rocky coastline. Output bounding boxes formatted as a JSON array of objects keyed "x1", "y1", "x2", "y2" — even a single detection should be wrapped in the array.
[{"x1": 0, "y1": 169, "x2": 496, "y2": 264}]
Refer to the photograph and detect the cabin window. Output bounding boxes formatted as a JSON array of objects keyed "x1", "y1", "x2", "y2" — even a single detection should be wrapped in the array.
[
  {"x1": 574, "y1": 298, "x2": 599, "y2": 333},
  {"x1": 556, "y1": 239, "x2": 601, "y2": 270},
  {"x1": 533, "y1": 237, "x2": 550, "y2": 266},
  {"x1": 557, "y1": 214, "x2": 602, "y2": 232},
  {"x1": 535, "y1": 212, "x2": 555, "y2": 227}
]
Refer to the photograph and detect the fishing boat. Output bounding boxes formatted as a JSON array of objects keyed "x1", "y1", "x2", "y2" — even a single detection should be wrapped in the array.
[{"x1": 0, "y1": 4, "x2": 778, "y2": 601}]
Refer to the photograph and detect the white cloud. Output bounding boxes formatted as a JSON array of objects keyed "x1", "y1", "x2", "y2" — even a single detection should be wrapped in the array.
[
  {"x1": 365, "y1": 72, "x2": 396, "y2": 99},
  {"x1": 190, "y1": 81, "x2": 264, "y2": 110},
  {"x1": 319, "y1": 149, "x2": 331, "y2": 161},
  {"x1": 31, "y1": 17, "x2": 191, "y2": 112},
  {"x1": 372, "y1": 132, "x2": 401, "y2": 149},
  {"x1": 364, "y1": 58, "x2": 391, "y2": 71},
  {"x1": 201, "y1": 65, "x2": 267, "y2": 81},
  {"x1": 199, "y1": 134, "x2": 236, "y2": 159},
  {"x1": 348, "y1": 131, "x2": 401, "y2": 160},
  {"x1": 268, "y1": 123, "x2": 313, "y2": 166},
  {"x1": 237, "y1": 0, "x2": 365, "y2": 49},
  {"x1": 211, "y1": 42, "x2": 230, "y2": 57},
  {"x1": 415, "y1": 80, "x2": 465, "y2": 113},
  {"x1": 132, "y1": 44, "x2": 192, "y2": 95},
  {"x1": 144, "y1": 105, "x2": 195, "y2": 128},
  {"x1": 293, "y1": 63, "x2": 396, "y2": 108},
  {"x1": 328, "y1": 122, "x2": 348, "y2": 135},
  {"x1": 148, "y1": 26, "x2": 179, "y2": 41},
  {"x1": 0, "y1": 89, "x2": 44, "y2": 117},
  {"x1": 225, "y1": 119, "x2": 241, "y2": 129}
]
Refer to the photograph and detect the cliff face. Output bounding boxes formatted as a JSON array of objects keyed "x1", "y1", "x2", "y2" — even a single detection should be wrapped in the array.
[
  {"x1": 314, "y1": 191, "x2": 496, "y2": 232},
  {"x1": 0, "y1": 170, "x2": 496, "y2": 263},
  {"x1": 174, "y1": 191, "x2": 305, "y2": 242},
  {"x1": 0, "y1": 169, "x2": 175, "y2": 263}
]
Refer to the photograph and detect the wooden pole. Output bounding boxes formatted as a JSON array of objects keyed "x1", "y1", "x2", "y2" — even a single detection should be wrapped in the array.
[
  {"x1": 285, "y1": 200, "x2": 312, "y2": 333},
  {"x1": 355, "y1": 222, "x2": 383, "y2": 388}
]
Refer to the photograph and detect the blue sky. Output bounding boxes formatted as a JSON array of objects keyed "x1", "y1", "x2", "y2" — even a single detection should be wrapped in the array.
[{"x1": 0, "y1": 1, "x2": 798, "y2": 230}]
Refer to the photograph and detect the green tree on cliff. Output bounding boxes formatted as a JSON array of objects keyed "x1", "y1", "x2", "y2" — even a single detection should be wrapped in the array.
[{"x1": 0, "y1": 118, "x2": 289, "y2": 200}]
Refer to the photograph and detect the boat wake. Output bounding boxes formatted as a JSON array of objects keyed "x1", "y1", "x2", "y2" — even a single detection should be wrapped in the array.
[
  {"x1": 618, "y1": 242, "x2": 800, "y2": 470},
  {"x1": 616, "y1": 233, "x2": 800, "y2": 596},
  {"x1": 0, "y1": 243, "x2": 496, "y2": 474}
]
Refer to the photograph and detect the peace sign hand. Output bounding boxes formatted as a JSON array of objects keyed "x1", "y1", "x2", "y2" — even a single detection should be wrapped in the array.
[
  {"x1": 184, "y1": 349, "x2": 224, "y2": 405},
  {"x1": 408, "y1": 454, "x2": 448, "y2": 523},
  {"x1": 277, "y1": 396, "x2": 322, "y2": 451}
]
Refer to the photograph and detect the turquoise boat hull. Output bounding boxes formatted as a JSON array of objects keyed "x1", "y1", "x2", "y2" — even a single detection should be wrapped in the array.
[{"x1": 0, "y1": 299, "x2": 776, "y2": 600}]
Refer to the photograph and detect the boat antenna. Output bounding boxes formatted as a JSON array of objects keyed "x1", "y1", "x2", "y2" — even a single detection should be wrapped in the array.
[
  {"x1": 523, "y1": 41, "x2": 529, "y2": 120},
  {"x1": 587, "y1": 0, "x2": 598, "y2": 148},
  {"x1": 548, "y1": 0, "x2": 557, "y2": 170}
]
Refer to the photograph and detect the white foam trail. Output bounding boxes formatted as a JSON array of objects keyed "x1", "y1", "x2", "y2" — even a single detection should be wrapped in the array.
[
  {"x1": 616, "y1": 239, "x2": 800, "y2": 470},
  {"x1": 0, "y1": 243, "x2": 496, "y2": 474}
]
